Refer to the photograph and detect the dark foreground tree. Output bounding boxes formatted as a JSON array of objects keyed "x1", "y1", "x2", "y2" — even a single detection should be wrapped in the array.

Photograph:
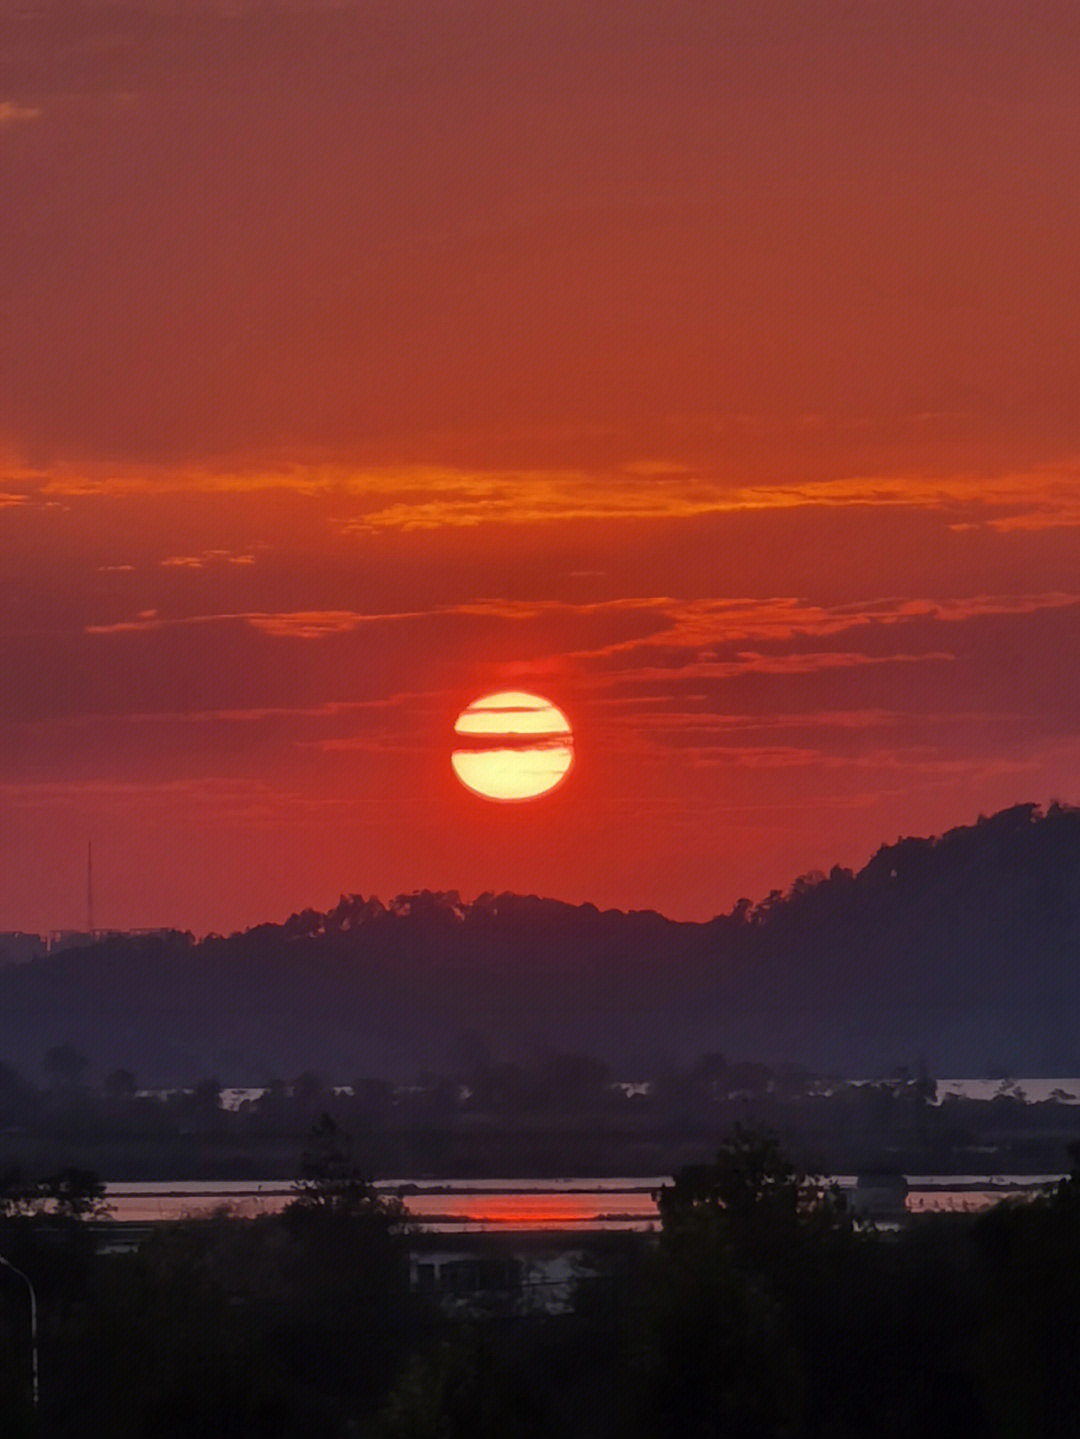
[
  {"x1": 41, "y1": 1046, "x2": 89, "y2": 1092},
  {"x1": 2, "y1": 1126, "x2": 419, "y2": 1438},
  {"x1": 290, "y1": 1112, "x2": 406, "y2": 1229},
  {"x1": 632, "y1": 1129, "x2": 851, "y2": 1436}
]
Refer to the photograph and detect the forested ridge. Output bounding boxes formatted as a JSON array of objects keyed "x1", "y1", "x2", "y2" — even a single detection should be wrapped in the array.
[{"x1": 3, "y1": 802, "x2": 1080, "y2": 1082}]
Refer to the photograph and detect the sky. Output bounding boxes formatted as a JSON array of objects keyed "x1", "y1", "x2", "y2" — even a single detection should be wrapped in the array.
[{"x1": 2, "y1": 0, "x2": 1080, "y2": 933}]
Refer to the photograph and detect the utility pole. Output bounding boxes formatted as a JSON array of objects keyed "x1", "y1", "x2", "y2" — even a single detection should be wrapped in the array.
[
  {"x1": 87, "y1": 839, "x2": 94, "y2": 935},
  {"x1": 0, "y1": 1254, "x2": 39, "y2": 1411}
]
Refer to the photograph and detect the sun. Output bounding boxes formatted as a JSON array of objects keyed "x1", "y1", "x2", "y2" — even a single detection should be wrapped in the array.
[{"x1": 452, "y1": 691, "x2": 574, "y2": 801}]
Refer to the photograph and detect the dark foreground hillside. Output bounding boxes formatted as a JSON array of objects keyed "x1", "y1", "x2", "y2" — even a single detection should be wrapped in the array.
[{"x1": 3, "y1": 802, "x2": 1080, "y2": 1082}]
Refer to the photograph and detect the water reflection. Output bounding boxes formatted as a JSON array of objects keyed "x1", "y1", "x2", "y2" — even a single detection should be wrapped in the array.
[{"x1": 97, "y1": 1176, "x2": 1057, "y2": 1229}]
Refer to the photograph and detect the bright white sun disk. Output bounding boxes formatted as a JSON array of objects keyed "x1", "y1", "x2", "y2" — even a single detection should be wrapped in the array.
[{"x1": 452, "y1": 691, "x2": 574, "y2": 801}]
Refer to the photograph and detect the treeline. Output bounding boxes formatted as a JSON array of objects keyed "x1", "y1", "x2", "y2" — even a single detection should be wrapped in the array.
[
  {"x1": 6, "y1": 1126, "x2": 1080, "y2": 1435},
  {"x1": 6, "y1": 803, "x2": 1080, "y2": 1079},
  {"x1": 4, "y1": 1046, "x2": 1080, "y2": 1178}
]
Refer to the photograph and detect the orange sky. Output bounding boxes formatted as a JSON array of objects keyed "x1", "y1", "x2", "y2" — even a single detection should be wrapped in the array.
[{"x1": 2, "y1": 1, "x2": 1080, "y2": 932}]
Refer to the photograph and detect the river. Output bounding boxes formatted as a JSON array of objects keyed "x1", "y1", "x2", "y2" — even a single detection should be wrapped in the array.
[{"x1": 97, "y1": 1175, "x2": 1058, "y2": 1229}]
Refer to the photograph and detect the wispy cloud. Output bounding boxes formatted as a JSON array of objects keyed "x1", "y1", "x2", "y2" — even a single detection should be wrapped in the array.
[
  {"x1": 0, "y1": 101, "x2": 42, "y2": 127},
  {"x1": 20, "y1": 458, "x2": 1080, "y2": 533},
  {"x1": 84, "y1": 609, "x2": 405, "y2": 637},
  {"x1": 727, "y1": 472, "x2": 1080, "y2": 533},
  {"x1": 547, "y1": 592, "x2": 1080, "y2": 667},
  {"x1": 160, "y1": 549, "x2": 256, "y2": 569},
  {"x1": 11, "y1": 694, "x2": 425, "y2": 730},
  {"x1": 244, "y1": 611, "x2": 390, "y2": 639},
  {"x1": 594, "y1": 651, "x2": 955, "y2": 685},
  {"x1": 675, "y1": 746, "x2": 1045, "y2": 779},
  {"x1": 84, "y1": 592, "x2": 1079, "y2": 652}
]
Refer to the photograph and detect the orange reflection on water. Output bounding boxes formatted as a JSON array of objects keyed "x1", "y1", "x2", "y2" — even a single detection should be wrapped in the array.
[
  {"x1": 906, "y1": 1189, "x2": 1040, "y2": 1215},
  {"x1": 101, "y1": 1187, "x2": 662, "y2": 1229},
  {"x1": 406, "y1": 1192, "x2": 657, "y2": 1228}
]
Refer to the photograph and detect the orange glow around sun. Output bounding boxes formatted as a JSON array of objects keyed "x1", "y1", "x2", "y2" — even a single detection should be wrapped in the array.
[{"x1": 452, "y1": 692, "x2": 574, "y2": 802}]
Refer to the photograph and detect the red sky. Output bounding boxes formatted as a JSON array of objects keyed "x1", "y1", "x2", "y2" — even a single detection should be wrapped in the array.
[{"x1": 2, "y1": 1, "x2": 1080, "y2": 932}]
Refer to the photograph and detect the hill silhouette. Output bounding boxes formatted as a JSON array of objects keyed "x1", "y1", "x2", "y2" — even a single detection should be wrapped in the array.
[{"x1": 3, "y1": 802, "x2": 1080, "y2": 1083}]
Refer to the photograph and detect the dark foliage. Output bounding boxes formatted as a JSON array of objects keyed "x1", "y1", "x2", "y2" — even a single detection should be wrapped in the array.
[
  {"x1": 0, "y1": 1134, "x2": 417, "y2": 1437},
  {"x1": 7, "y1": 1130, "x2": 1080, "y2": 1435}
]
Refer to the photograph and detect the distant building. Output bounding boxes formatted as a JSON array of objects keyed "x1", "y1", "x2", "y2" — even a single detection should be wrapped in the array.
[
  {"x1": 410, "y1": 1241, "x2": 591, "y2": 1316},
  {"x1": 47, "y1": 930, "x2": 112, "y2": 954},
  {"x1": 45, "y1": 928, "x2": 187, "y2": 955},
  {"x1": 851, "y1": 1171, "x2": 910, "y2": 1225},
  {"x1": 0, "y1": 932, "x2": 46, "y2": 965}
]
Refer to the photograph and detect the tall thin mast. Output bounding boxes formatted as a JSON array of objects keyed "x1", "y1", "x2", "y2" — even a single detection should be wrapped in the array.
[{"x1": 87, "y1": 840, "x2": 94, "y2": 935}]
